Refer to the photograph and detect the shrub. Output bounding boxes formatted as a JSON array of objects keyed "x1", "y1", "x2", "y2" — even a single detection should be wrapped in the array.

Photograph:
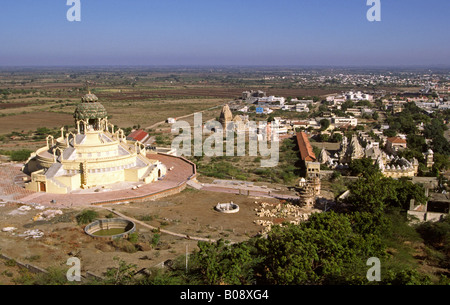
[
  {"x1": 4, "y1": 259, "x2": 17, "y2": 267},
  {"x1": 111, "y1": 239, "x2": 137, "y2": 253},
  {"x1": 10, "y1": 150, "x2": 33, "y2": 161},
  {"x1": 128, "y1": 232, "x2": 139, "y2": 244},
  {"x1": 151, "y1": 233, "x2": 161, "y2": 247},
  {"x1": 140, "y1": 215, "x2": 153, "y2": 221},
  {"x1": 76, "y1": 210, "x2": 99, "y2": 225}
]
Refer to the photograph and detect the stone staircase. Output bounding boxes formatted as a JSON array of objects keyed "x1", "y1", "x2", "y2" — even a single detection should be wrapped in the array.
[{"x1": 44, "y1": 163, "x2": 69, "y2": 193}]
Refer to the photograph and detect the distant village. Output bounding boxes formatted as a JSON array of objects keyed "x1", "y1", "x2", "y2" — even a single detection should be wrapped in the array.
[
  {"x1": 215, "y1": 85, "x2": 449, "y2": 181},
  {"x1": 109, "y1": 82, "x2": 449, "y2": 221}
]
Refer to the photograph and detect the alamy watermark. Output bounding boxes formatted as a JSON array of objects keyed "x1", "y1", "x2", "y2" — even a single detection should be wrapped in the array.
[
  {"x1": 366, "y1": 257, "x2": 381, "y2": 282},
  {"x1": 367, "y1": 0, "x2": 381, "y2": 22},
  {"x1": 66, "y1": 0, "x2": 81, "y2": 22},
  {"x1": 171, "y1": 113, "x2": 279, "y2": 167},
  {"x1": 66, "y1": 1, "x2": 380, "y2": 23},
  {"x1": 66, "y1": 257, "x2": 81, "y2": 282}
]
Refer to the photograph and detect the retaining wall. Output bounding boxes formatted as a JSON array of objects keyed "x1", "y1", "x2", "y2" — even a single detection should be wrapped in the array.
[
  {"x1": 84, "y1": 218, "x2": 136, "y2": 240},
  {"x1": 0, "y1": 253, "x2": 104, "y2": 282}
]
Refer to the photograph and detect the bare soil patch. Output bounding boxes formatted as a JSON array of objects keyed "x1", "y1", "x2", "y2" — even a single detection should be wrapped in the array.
[
  {"x1": 0, "y1": 112, "x2": 73, "y2": 135},
  {"x1": 0, "y1": 189, "x2": 283, "y2": 280}
]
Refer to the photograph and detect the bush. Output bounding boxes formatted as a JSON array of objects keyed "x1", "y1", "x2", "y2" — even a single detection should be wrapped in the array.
[
  {"x1": 10, "y1": 150, "x2": 33, "y2": 161},
  {"x1": 76, "y1": 210, "x2": 99, "y2": 225},
  {"x1": 416, "y1": 216, "x2": 450, "y2": 253},
  {"x1": 140, "y1": 215, "x2": 154, "y2": 221},
  {"x1": 4, "y1": 259, "x2": 17, "y2": 267},
  {"x1": 111, "y1": 239, "x2": 138, "y2": 253},
  {"x1": 151, "y1": 233, "x2": 161, "y2": 247},
  {"x1": 128, "y1": 232, "x2": 139, "y2": 244}
]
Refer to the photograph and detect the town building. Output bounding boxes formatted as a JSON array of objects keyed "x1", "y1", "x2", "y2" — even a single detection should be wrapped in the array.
[
  {"x1": 126, "y1": 129, "x2": 150, "y2": 144},
  {"x1": 344, "y1": 91, "x2": 373, "y2": 101},
  {"x1": 242, "y1": 90, "x2": 266, "y2": 100},
  {"x1": 296, "y1": 131, "x2": 321, "y2": 179},
  {"x1": 332, "y1": 117, "x2": 358, "y2": 127},
  {"x1": 386, "y1": 136, "x2": 407, "y2": 153},
  {"x1": 256, "y1": 96, "x2": 286, "y2": 106}
]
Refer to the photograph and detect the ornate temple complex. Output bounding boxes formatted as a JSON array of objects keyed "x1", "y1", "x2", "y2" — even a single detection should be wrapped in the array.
[
  {"x1": 23, "y1": 93, "x2": 167, "y2": 194},
  {"x1": 318, "y1": 134, "x2": 422, "y2": 178},
  {"x1": 376, "y1": 155, "x2": 419, "y2": 178}
]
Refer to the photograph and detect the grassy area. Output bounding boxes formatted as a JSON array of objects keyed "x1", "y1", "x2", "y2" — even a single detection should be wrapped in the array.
[
  {"x1": 190, "y1": 137, "x2": 302, "y2": 185},
  {"x1": 0, "y1": 149, "x2": 33, "y2": 161}
]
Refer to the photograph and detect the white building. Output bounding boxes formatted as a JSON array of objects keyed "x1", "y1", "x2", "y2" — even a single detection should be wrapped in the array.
[
  {"x1": 326, "y1": 95, "x2": 346, "y2": 105},
  {"x1": 296, "y1": 103, "x2": 310, "y2": 112},
  {"x1": 345, "y1": 91, "x2": 373, "y2": 101},
  {"x1": 257, "y1": 96, "x2": 285, "y2": 106},
  {"x1": 291, "y1": 99, "x2": 314, "y2": 105},
  {"x1": 332, "y1": 117, "x2": 358, "y2": 127}
]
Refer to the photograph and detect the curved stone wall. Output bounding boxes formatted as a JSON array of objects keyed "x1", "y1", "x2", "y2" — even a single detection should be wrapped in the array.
[
  {"x1": 84, "y1": 218, "x2": 136, "y2": 240},
  {"x1": 215, "y1": 202, "x2": 240, "y2": 214}
]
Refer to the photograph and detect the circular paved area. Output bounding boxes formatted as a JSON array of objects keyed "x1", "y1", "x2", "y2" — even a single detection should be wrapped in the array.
[{"x1": 1, "y1": 154, "x2": 196, "y2": 207}]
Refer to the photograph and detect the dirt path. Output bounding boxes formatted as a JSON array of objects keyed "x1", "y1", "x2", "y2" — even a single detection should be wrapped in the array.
[
  {"x1": 144, "y1": 104, "x2": 224, "y2": 130},
  {"x1": 98, "y1": 206, "x2": 217, "y2": 243}
]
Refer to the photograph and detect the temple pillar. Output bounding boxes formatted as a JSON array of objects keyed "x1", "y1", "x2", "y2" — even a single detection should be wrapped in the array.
[{"x1": 81, "y1": 161, "x2": 88, "y2": 189}]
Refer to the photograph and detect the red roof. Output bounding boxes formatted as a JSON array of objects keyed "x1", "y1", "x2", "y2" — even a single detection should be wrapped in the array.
[
  {"x1": 387, "y1": 137, "x2": 407, "y2": 144},
  {"x1": 127, "y1": 129, "x2": 149, "y2": 142},
  {"x1": 296, "y1": 132, "x2": 316, "y2": 162}
]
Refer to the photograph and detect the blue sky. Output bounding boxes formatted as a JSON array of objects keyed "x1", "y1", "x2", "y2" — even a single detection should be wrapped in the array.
[{"x1": 0, "y1": 0, "x2": 449, "y2": 66}]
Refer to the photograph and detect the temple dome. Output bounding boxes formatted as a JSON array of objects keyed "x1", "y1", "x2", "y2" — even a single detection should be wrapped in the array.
[
  {"x1": 81, "y1": 93, "x2": 99, "y2": 102},
  {"x1": 74, "y1": 93, "x2": 107, "y2": 120}
]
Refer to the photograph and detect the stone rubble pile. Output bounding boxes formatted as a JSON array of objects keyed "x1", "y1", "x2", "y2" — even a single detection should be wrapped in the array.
[
  {"x1": 33, "y1": 209, "x2": 63, "y2": 221},
  {"x1": 19, "y1": 229, "x2": 44, "y2": 239},
  {"x1": 254, "y1": 201, "x2": 317, "y2": 235}
]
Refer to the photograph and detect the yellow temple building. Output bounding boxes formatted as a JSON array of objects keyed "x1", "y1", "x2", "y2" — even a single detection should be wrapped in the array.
[{"x1": 23, "y1": 93, "x2": 167, "y2": 194}]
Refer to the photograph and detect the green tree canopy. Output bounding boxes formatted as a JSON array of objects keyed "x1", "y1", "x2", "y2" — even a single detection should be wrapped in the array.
[{"x1": 349, "y1": 158, "x2": 380, "y2": 177}]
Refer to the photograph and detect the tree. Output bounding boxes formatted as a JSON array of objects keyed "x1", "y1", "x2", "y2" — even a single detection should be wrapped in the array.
[
  {"x1": 406, "y1": 134, "x2": 427, "y2": 153},
  {"x1": 349, "y1": 158, "x2": 380, "y2": 177},
  {"x1": 431, "y1": 134, "x2": 450, "y2": 156},
  {"x1": 255, "y1": 212, "x2": 385, "y2": 285},
  {"x1": 341, "y1": 100, "x2": 354, "y2": 111},
  {"x1": 383, "y1": 129, "x2": 397, "y2": 137},
  {"x1": 433, "y1": 153, "x2": 450, "y2": 172},
  {"x1": 191, "y1": 239, "x2": 260, "y2": 285},
  {"x1": 330, "y1": 133, "x2": 343, "y2": 143},
  {"x1": 347, "y1": 173, "x2": 391, "y2": 214},
  {"x1": 318, "y1": 104, "x2": 328, "y2": 113},
  {"x1": 103, "y1": 257, "x2": 138, "y2": 285},
  {"x1": 319, "y1": 119, "x2": 330, "y2": 131},
  {"x1": 347, "y1": 174, "x2": 426, "y2": 213},
  {"x1": 319, "y1": 133, "x2": 329, "y2": 142}
]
